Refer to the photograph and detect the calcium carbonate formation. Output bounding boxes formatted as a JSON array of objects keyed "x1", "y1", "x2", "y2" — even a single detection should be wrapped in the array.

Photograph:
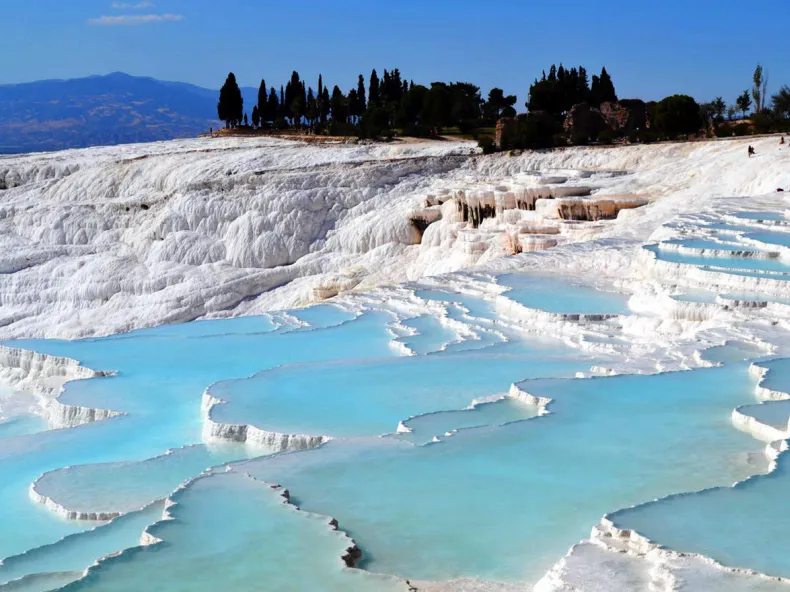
[{"x1": 1, "y1": 134, "x2": 790, "y2": 591}]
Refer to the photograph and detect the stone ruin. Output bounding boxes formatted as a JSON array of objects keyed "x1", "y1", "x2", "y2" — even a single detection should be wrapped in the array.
[{"x1": 564, "y1": 100, "x2": 649, "y2": 139}]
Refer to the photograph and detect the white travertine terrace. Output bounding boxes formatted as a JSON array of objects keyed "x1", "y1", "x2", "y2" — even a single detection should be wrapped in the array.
[{"x1": 1, "y1": 134, "x2": 790, "y2": 591}]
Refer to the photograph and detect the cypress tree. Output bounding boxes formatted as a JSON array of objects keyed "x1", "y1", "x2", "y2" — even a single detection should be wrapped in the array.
[
  {"x1": 321, "y1": 87, "x2": 330, "y2": 122},
  {"x1": 217, "y1": 72, "x2": 243, "y2": 128},
  {"x1": 356, "y1": 74, "x2": 366, "y2": 114},
  {"x1": 267, "y1": 87, "x2": 279, "y2": 123},
  {"x1": 298, "y1": 79, "x2": 307, "y2": 124},
  {"x1": 382, "y1": 70, "x2": 391, "y2": 104},
  {"x1": 577, "y1": 66, "x2": 590, "y2": 104},
  {"x1": 257, "y1": 79, "x2": 267, "y2": 118},
  {"x1": 331, "y1": 85, "x2": 346, "y2": 122},
  {"x1": 317, "y1": 75, "x2": 324, "y2": 124},
  {"x1": 598, "y1": 67, "x2": 617, "y2": 104},
  {"x1": 306, "y1": 88, "x2": 318, "y2": 128},
  {"x1": 348, "y1": 89, "x2": 359, "y2": 121},
  {"x1": 391, "y1": 68, "x2": 403, "y2": 103},
  {"x1": 286, "y1": 71, "x2": 305, "y2": 126},
  {"x1": 251, "y1": 105, "x2": 260, "y2": 128},
  {"x1": 369, "y1": 69, "x2": 380, "y2": 106},
  {"x1": 590, "y1": 74, "x2": 601, "y2": 107},
  {"x1": 279, "y1": 85, "x2": 286, "y2": 119}
]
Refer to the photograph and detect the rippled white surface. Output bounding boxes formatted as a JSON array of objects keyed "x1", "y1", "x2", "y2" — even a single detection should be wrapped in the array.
[{"x1": 1, "y1": 135, "x2": 790, "y2": 591}]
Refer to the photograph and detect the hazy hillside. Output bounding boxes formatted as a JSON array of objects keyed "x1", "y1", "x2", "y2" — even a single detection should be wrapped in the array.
[{"x1": 0, "y1": 73, "x2": 257, "y2": 154}]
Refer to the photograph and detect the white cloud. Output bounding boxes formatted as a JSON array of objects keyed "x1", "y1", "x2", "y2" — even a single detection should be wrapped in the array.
[
  {"x1": 88, "y1": 13, "x2": 183, "y2": 25},
  {"x1": 111, "y1": 1, "x2": 155, "y2": 8}
]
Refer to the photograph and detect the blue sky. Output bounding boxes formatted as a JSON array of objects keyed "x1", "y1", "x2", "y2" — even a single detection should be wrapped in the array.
[{"x1": 3, "y1": 0, "x2": 789, "y2": 107}]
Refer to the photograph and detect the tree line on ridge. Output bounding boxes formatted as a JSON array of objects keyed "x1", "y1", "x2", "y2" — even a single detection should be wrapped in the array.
[{"x1": 216, "y1": 64, "x2": 790, "y2": 150}]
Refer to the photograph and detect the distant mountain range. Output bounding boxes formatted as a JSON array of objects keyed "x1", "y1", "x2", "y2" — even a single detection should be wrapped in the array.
[{"x1": 0, "y1": 72, "x2": 258, "y2": 154}]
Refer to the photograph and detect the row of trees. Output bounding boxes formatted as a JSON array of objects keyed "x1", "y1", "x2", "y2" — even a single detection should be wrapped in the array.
[
  {"x1": 527, "y1": 65, "x2": 617, "y2": 116},
  {"x1": 217, "y1": 64, "x2": 620, "y2": 137},
  {"x1": 217, "y1": 68, "x2": 522, "y2": 137},
  {"x1": 701, "y1": 65, "x2": 789, "y2": 122},
  {"x1": 217, "y1": 63, "x2": 790, "y2": 148}
]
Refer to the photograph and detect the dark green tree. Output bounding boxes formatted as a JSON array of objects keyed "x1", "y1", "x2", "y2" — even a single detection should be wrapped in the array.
[
  {"x1": 449, "y1": 82, "x2": 483, "y2": 129},
  {"x1": 421, "y1": 83, "x2": 453, "y2": 130},
  {"x1": 217, "y1": 72, "x2": 243, "y2": 128},
  {"x1": 359, "y1": 106, "x2": 391, "y2": 138},
  {"x1": 257, "y1": 79, "x2": 267, "y2": 119},
  {"x1": 736, "y1": 90, "x2": 752, "y2": 118},
  {"x1": 321, "y1": 87, "x2": 330, "y2": 123},
  {"x1": 317, "y1": 75, "x2": 325, "y2": 124},
  {"x1": 772, "y1": 85, "x2": 790, "y2": 118},
  {"x1": 527, "y1": 64, "x2": 591, "y2": 116},
  {"x1": 653, "y1": 95, "x2": 703, "y2": 138},
  {"x1": 330, "y1": 85, "x2": 347, "y2": 122},
  {"x1": 285, "y1": 71, "x2": 306, "y2": 126},
  {"x1": 752, "y1": 64, "x2": 768, "y2": 112},
  {"x1": 356, "y1": 74, "x2": 367, "y2": 114},
  {"x1": 381, "y1": 70, "x2": 392, "y2": 104},
  {"x1": 306, "y1": 88, "x2": 318, "y2": 128},
  {"x1": 576, "y1": 66, "x2": 590, "y2": 104},
  {"x1": 369, "y1": 69, "x2": 380, "y2": 106},
  {"x1": 348, "y1": 89, "x2": 360, "y2": 121},
  {"x1": 266, "y1": 87, "x2": 279, "y2": 123},
  {"x1": 711, "y1": 97, "x2": 726, "y2": 122},
  {"x1": 394, "y1": 84, "x2": 429, "y2": 135},
  {"x1": 590, "y1": 67, "x2": 616, "y2": 107},
  {"x1": 251, "y1": 105, "x2": 260, "y2": 128},
  {"x1": 485, "y1": 88, "x2": 517, "y2": 122},
  {"x1": 279, "y1": 85, "x2": 287, "y2": 119},
  {"x1": 501, "y1": 113, "x2": 560, "y2": 150}
]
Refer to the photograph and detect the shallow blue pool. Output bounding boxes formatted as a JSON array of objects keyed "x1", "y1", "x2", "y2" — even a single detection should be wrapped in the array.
[
  {"x1": 648, "y1": 245, "x2": 790, "y2": 274},
  {"x1": 0, "y1": 295, "x2": 774, "y2": 589},
  {"x1": 497, "y1": 274, "x2": 631, "y2": 314}
]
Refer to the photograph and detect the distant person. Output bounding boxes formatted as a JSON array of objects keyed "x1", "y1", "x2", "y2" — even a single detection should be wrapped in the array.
[
  {"x1": 781, "y1": 136, "x2": 786, "y2": 146},
  {"x1": 748, "y1": 145, "x2": 755, "y2": 158}
]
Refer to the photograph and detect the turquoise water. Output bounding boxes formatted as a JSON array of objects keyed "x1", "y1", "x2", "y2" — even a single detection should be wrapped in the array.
[
  {"x1": 415, "y1": 288, "x2": 497, "y2": 320},
  {"x1": 661, "y1": 238, "x2": 764, "y2": 252},
  {"x1": 399, "y1": 314, "x2": 458, "y2": 354},
  {"x1": 64, "y1": 472, "x2": 408, "y2": 592},
  {"x1": 701, "y1": 342, "x2": 767, "y2": 364},
  {"x1": 0, "y1": 307, "x2": 397, "y2": 560},
  {"x1": 609, "y1": 450, "x2": 790, "y2": 580},
  {"x1": 33, "y1": 446, "x2": 243, "y2": 517},
  {"x1": 0, "y1": 276, "x2": 778, "y2": 590},
  {"x1": 0, "y1": 415, "x2": 48, "y2": 439},
  {"x1": 395, "y1": 398, "x2": 539, "y2": 445},
  {"x1": 738, "y1": 399, "x2": 790, "y2": 432},
  {"x1": 288, "y1": 304, "x2": 358, "y2": 329},
  {"x1": 734, "y1": 211, "x2": 788, "y2": 222},
  {"x1": 497, "y1": 274, "x2": 630, "y2": 314},
  {"x1": 746, "y1": 231, "x2": 790, "y2": 249},
  {"x1": 210, "y1": 340, "x2": 585, "y2": 438},
  {"x1": 757, "y1": 358, "x2": 790, "y2": 394},
  {"x1": 647, "y1": 245, "x2": 790, "y2": 273},
  {"x1": 0, "y1": 503, "x2": 165, "y2": 587},
  {"x1": 239, "y1": 365, "x2": 765, "y2": 584}
]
